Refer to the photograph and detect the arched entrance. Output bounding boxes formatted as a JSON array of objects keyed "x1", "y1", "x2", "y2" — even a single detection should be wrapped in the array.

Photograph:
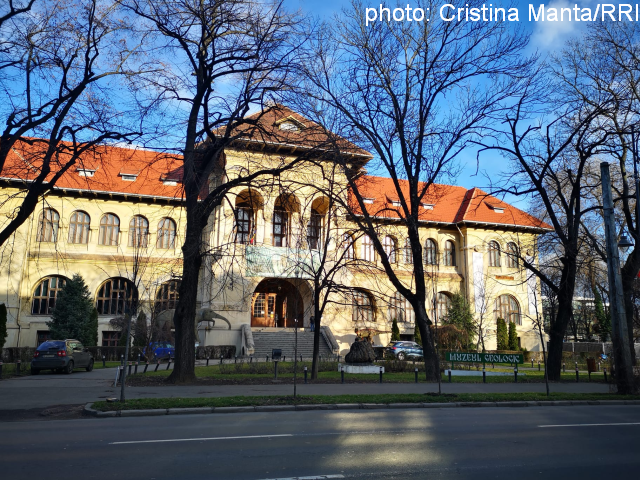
[{"x1": 251, "y1": 278, "x2": 304, "y2": 328}]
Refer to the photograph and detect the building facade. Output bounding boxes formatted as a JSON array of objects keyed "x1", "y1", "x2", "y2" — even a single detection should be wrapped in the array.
[{"x1": 0, "y1": 106, "x2": 551, "y2": 354}]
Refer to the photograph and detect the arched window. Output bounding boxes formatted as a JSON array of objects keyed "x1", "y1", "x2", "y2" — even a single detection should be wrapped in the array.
[
  {"x1": 425, "y1": 239, "x2": 438, "y2": 265},
  {"x1": 506, "y1": 242, "x2": 519, "y2": 268},
  {"x1": 37, "y1": 208, "x2": 59, "y2": 242},
  {"x1": 389, "y1": 292, "x2": 414, "y2": 323},
  {"x1": 342, "y1": 233, "x2": 354, "y2": 259},
  {"x1": 96, "y1": 278, "x2": 137, "y2": 315},
  {"x1": 495, "y1": 294, "x2": 521, "y2": 325},
  {"x1": 31, "y1": 276, "x2": 68, "y2": 314},
  {"x1": 488, "y1": 241, "x2": 501, "y2": 267},
  {"x1": 383, "y1": 236, "x2": 396, "y2": 264},
  {"x1": 128, "y1": 215, "x2": 149, "y2": 247},
  {"x1": 235, "y1": 202, "x2": 254, "y2": 244},
  {"x1": 155, "y1": 280, "x2": 180, "y2": 314},
  {"x1": 272, "y1": 206, "x2": 288, "y2": 247},
  {"x1": 99, "y1": 214, "x2": 120, "y2": 246},
  {"x1": 157, "y1": 217, "x2": 176, "y2": 249},
  {"x1": 353, "y1": 291, "x2": 374, "y2": 323},
  {"x1": 443, "y1": 240, "x2": 456, "y2": 267},
  {"x1": 307, "y1": 209, "x2": 323, "y2": 249},
  {"x1": 436, "y1": 292, "x2": 452, "y2": 322},
  {"x1": 361, "y1": 234, "x2": 375, "y2": 262},
  {"x1": 68, "y1": 211, "x2": 90, "y2": 244},
  {"x1": 404, "y1": 238, "x2": 413, "y2": 265}
]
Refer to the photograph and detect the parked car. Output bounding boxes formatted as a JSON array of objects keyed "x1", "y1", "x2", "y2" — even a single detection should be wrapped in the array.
[
  {"x1": 31, "y1": 339, "x2": 94, "y2": 375},
  {"x1": 385, "y1": 341, "x2": 423, "y2": 361},
  {"x1": 144, "y1": 341, "x2": 175, "y2": 360}
]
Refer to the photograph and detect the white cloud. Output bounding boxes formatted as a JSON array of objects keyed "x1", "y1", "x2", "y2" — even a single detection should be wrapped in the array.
[{"x1": 530, "y1": 0, "x2": 598, "y2": 50}]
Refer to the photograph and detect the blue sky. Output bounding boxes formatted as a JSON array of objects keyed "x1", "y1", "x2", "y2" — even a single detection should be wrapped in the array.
[{"x1": 282, "y1": 0, "x2": 617, "y2": 207}]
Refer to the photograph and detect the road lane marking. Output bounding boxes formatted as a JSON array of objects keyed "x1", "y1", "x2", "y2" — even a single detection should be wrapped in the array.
[
  {"x1": 538, "y1": 422, "x2": 640, "y2": 428},
  {"x1": 110, "y1": 434, "x2": 293, "y2": 445},
  {"x1": 257, "y1": 476, "x2": 344, "y2": 480}
]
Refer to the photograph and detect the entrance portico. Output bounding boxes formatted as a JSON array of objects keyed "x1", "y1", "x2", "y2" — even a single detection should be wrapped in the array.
[{"x1": 251, "y1": 278, "x2": 304, "y2": 328}]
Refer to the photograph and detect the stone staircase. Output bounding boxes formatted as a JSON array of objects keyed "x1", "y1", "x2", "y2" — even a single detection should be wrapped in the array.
[{"x1": 252, "y1": 329, "x2": 335, "y2": 360}]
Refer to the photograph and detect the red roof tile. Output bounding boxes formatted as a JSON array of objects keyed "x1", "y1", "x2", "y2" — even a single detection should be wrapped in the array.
[{"x1": 350, "y1": 176, "x2": 552, "y2": 231}]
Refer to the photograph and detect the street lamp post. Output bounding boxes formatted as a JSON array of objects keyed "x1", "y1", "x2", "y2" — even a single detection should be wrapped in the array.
[{"x1": 600, "y1": 162, "x2": 635, "y2": 394}]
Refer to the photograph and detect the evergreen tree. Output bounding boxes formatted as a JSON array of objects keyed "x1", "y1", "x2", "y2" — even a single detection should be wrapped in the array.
[
  {"x1": 414, "y1": 323, "x2": 422, "y2": 345},
  {"x1": 496, "y1": 317, "x2": 508, "y2": 350},
  {"x1": 47, "y1": 274, "x2": 93, "y2": 343},
  {"x1": 508, "y1": 321, "x2": 518, "y2": 350},
  {"x1": 593, "y1": 287, "x2": 611, "y2": 342},
  {"x1": 82, "y1": 308, "x2": 99, "y2": 347},
  {"x1": 133, "y1": 311, "x2": 148, "y2": 347},
  {"x1": 446, "y1": 292, "x2": 476, "y2": 348},
  {"x1": 0, "y1": 304, "x2": 7, "y2": 350},
  {"x1": 391, "y1": 318, "x2": 400, "y2": 342}
]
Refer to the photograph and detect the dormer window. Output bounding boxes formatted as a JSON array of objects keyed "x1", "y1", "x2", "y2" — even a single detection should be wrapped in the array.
[
  {"x1": 120, "y1": 174, "x2": 138, "y2": 182},
  {"x1": 163, "y1": 179, "x2": 178, "y2": 186},
  {"x1": 363, "y1": 198, "x2": 375, "y2": 205},
  {"x1": 390, "y1": 200, "x2": 402, "y2": 207},
  {"x1": 486, "y1": 202, "x2": 505, "y2": 213},
  {"x1": 77, "y1": 168, "x2": 96, "y2": 177},
  {"x1": 279, "y1": 121, "x2": 300, "y2": 132},
  {"x1": 494, "y1": 207, "x2": 505, "y2": 214},
  {"x1": 422, "y1": 203, "x2": 434, "y2": 210}
]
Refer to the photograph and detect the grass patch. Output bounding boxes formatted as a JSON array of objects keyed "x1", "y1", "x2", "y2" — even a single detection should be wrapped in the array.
[
  {"x1": 91, "y1": 392, "x2": 640, "y2": 412},
  {"x1": 93, "y1": 361, "x2": 121, "y2": 370}
]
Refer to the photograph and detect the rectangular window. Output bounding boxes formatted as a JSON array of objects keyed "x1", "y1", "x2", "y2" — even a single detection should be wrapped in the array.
[{"x1": 102, "y1": 331, "x2": 121, "y2": 347}]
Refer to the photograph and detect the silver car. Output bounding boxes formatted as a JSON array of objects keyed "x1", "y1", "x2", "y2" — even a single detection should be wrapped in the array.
[{"x1": 31, "y1": 339, "x2": 94, "y2": 375}]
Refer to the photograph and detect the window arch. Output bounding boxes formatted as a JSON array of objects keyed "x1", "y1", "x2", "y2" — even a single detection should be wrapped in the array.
[
  {"x1": 383, "y1": 236, "x2": 397, "y2": 264},
  {"x1": 128, "y1": 215, "x2": 149, "y2": 247},
  {"x1": 436, "y1": 292, "x2": 452, "y2": 322},
  {"x1": 389, "y1": 292, "x2": 414, "y2": 323},
  {"x1": 99, "y1": 214, "x2": 120, "y2": 246},
  {"x1": 31, "y1": 276, "x2": 68, "y2": 314},
  {"x1": 68, "y1": 211, "x2": 90, "y2": 244},
  {"x1": 488, "y1": 241, "x2": 501, "y2": 267},
  {"x1": 425, "y1": 238, "x2": 438, "y2": 265},
  {"x1": 404, "y1": 238, "x2": 413, "y2": 265},
  {"x1": 307, "y1": 209, "x2": 323, "y2": 250},
  {"x1": 96, "y1": 278, "x2": 137, "y2": 315},
  {"x1": 495, "y1": 294, "x2": 521, "y2": 325},
  {"x1": 37, "y1": 208, "x2": 60, "y2": 242},
  {"x1": 443, "y1": 240, "x2": 456, "y2": 267},
  {"x1": 342, "y1": 233, "x2": 355, "y2": 259},
  {"x1": 157, "y1": 217, "x2": 176, "y2": 249},
  {"x1": 352, "y1": 290, "x2": 375, "y2": 323},
  {"x1": 235, "y1": 201, "x2": 254, "y2": 244},
  {"x1": 361, "y1": 234, "x2": 375, "y2": 262},
  {"x1": 506, "y1": 242, "x2": 519, "y2": 268},
  {"x1": 155, "y1": 280, "x2": 180, "y2": 314}
]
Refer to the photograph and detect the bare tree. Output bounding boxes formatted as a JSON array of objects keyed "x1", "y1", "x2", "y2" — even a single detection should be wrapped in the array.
[
  {"x1": 0, "y1": 0, "x2": 146, "y2": 247},
  {"x1": 296, "y1": 0, "x2": 533, "y2": 380}
]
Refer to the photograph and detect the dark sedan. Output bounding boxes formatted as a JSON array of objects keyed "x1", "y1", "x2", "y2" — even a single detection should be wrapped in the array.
[{"x1": 31, "y1": 340, "x2": 94, "y2": 375}]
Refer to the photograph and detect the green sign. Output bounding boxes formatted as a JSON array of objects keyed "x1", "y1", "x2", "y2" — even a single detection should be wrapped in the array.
[{"x1": 445, "y1": 352, "x2": 524, "y2": 364}]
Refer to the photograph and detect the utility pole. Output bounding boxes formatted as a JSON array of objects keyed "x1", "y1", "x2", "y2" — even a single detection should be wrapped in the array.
[{"x1": 600, "y1": 162, "x2": 635, "y2": 394}]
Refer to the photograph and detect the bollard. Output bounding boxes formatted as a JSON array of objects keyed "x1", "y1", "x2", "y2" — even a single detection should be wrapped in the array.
[
  {"x1": 538, "y1": 361, "x2": 541, "y2": 372},
  {"x1": 283, "y1": 356, "x2": 286, "y2": 362},
  {"x1": 588, "y1": 370, "x2": 591, "y2": 382},
  {"x1": 166, "y1": 360, "x2": 171, "y2": 371},
  {"x1": 304, "y1": 366, "x2": 308, "y2": 384},
  {"x1": 483, "y1": 366, "x2": 486, "y2": 384},
  {"x1": 121, "y1": 354, "x2": 124, "y2": 365},
  {"x1": 604, "y1": 367, "x2": 608, "y2": 382},
  {"x1": 220, "y1": 356, "x2": 223, "y2": 365},
  {"x1": 448, "y1": 369, "x2": 452, "y2": 383},
  {"x1": 575, "y1": 366, "x2": 579, "y2": 382},
  {"x1": 134, "y1": 362, "x2": 138, "y2": 375},
  {"x1": 102, "y1": 355, "x2": 106, "y2": 368},
  {"x1": 531, "y1": 359, "x2": 534, "y2": 368},
  {"x1": 250, "y1": 356, "x2": 253, "y2": 363},
  {"x1": 0, "y1": 361, "x2": 3, "y2": 379},
  {"x1": 563, "y1": 362, "x2": 566, "y2": 373},
  {"x1": 300, "y1": 354, "x2": 303, "y2": 362},
  {"x1": 514, "y1": 367, "x2": 518, "y2": 383},
  {"x1": 415, "y1": 367, "x2": 418, "y2": 383},
  {"x1": 155, "y1": 360, "x2": 160, "y2": 372},
  {"x1": 379, "y1": 367, "x2": 383, "y2": 384},
  {"x1": 341, "y1": 366, "x2": 345, "y2": 384},
  {"x1": 143, "y1": 362, "x2": 149, "y2": 374},
  {"x1": 266, "y1": 355, "x2": 269, "y2": 362},
  {"x1": 206, "y1": 357, "x2": 210, "y2": 367},
  {"x1": 492, "y1": 362, "x2": 494, "y2": 369},
  {"x1": 274, "y1": 361, "x2": 279, "y2": 380},
  {"x1": 235, "y1": 356, "x2": 237, "y2": 364},
  {"x1": 128, "y1": 362, "x2": 132, "y2": 376},
  {"x1": 16, "y1": 360, "x2": 21, "y2": 376}
]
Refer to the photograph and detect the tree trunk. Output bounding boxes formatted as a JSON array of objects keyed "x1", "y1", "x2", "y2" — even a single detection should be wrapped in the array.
[
  {"x1": 547, "y1": 292, "x2": 574, "y2": 381},
  {"x1": 311, "y1": 287, "x2": 322, "y2": 380},
  {"x1": 621, "y1": 264, "x2": 638, "y2": 366},
  {"x1": 414, "y1": 304, "x2": 440, "y2": 382},
  {"x1": 166, "y1": 210, "x2": 203, "y2": 384}
]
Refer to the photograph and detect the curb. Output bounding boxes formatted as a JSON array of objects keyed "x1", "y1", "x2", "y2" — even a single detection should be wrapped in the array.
[{"x1": 84, "y1": 399, "x2": 640, "y2": 418}]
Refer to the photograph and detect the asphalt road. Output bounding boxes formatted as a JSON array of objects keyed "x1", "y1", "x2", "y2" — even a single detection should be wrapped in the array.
[
  {"x1": 0, "y1": 405, "x2": 638, "y2": 479},
  {"x1": 0, "y1": 367, "x2": 611, "y2": 410}
]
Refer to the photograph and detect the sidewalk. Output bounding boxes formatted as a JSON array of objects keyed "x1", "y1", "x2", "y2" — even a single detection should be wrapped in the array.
[{"x1": 0, "y1": 367, "x2": 612, "y2": 411}]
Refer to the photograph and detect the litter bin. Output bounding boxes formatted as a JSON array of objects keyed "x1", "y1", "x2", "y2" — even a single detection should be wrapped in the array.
[{"x1": 586, "y1": 357, "x2": 596, "y2": 373}]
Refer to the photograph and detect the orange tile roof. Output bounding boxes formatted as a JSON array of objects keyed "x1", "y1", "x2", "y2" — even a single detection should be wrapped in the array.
[
  {"x1": 1, "y1": 139, "x2": 184, "y2": 201},
  {"x1": 351, "y1": 175, "x2": 552, "y2": 231}
]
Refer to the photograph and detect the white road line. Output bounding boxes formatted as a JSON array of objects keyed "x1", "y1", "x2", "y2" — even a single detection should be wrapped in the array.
[
  {"x1": 258, "y1": 476, "x2": 345, "y2": 480},
  {"x1": 110, "y1": 434, "x2": 293, "y2": 445},
  {"x1": 538, "y1": 422, "x2": 640, "y2": 428}
]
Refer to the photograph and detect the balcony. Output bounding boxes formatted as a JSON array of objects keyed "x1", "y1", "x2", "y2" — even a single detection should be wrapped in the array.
[{"x1": 245, "y1": 245, "x2": 321, "y2": 279}]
